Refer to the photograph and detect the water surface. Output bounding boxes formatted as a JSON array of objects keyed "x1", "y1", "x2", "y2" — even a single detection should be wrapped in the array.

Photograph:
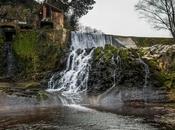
[{"x1": 0, "y1": 105, "x2": 158, "y2": 130}]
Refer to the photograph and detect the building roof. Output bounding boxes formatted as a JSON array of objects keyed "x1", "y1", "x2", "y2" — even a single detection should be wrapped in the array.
[{"x1": 43, "y1": 2, "x2": 63, "y2": 13}]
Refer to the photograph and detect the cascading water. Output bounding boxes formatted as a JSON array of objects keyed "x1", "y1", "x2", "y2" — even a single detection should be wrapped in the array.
[
  {"x1": 3, "y1": 42, "x2": 16, "y2": 77},
  {"x1": 96, "y1": 55, "x2": 123, "y2": 105},
  {"x1": 47, "y1": 32, "x2": 116, "y2": 104},
  {"x1": 138, "y1": 58, "x2": 150, "y2": 88},
  {"x1": 47, "y1": 31, "x2": 150, "y2": 105}
]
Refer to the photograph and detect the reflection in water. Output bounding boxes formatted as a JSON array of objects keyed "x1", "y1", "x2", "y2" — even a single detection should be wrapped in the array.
[{"x1": 0, "y1": 106, "x2": 158, "y2": 130}]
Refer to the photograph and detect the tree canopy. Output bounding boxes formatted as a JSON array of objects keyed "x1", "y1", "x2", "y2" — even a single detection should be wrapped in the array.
[{"x1": 135, "y1": 0, "x2": 175, "y2": 38}]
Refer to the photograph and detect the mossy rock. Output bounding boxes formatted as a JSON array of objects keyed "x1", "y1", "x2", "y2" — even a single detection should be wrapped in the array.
[
  {"x1": 88, "y1": 45, "x2": 146, "y2": 95},
  {"x1": 94, "y1": 44, "x2": 139, "y2": 63},
  {"x1": 14, "y1": 82, "x2": 41, "y2": 90},
  {"x1": 36, "y1": 90, "x2": 49, "y2": 101},
  {"x1": 12, "y1": 30, "x2": 69, "y2": 80},
  {"x1": 168, "y1": 89, "x2": 175, "y2": 102},
  {"x1": 0, "y1": 83, "x2": 13, "y2": 92},
  {"x1": 133, "y1": 37, "x2": 174, "y2": 47},
  {"x1": 24, "y1": 82, "x2": 41, "y2": 89}
]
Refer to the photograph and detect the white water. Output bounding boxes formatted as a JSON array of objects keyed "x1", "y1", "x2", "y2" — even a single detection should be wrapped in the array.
[
  {"x1": 47, "y1": 32, "x2": 114, "y2": 104},
  {"x1": 4, "y1": 42, "x2": 16, "y2": 77},
  {"x1": 138, "y1": 58, "x2": 150, "y2": 88}
]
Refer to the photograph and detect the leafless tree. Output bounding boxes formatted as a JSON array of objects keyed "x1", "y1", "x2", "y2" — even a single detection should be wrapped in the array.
[{"x1": 135, "y1": 0, "x2": 175, "y2": 38}]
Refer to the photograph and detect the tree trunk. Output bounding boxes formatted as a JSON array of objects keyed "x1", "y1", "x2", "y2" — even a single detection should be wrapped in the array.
[{"x1": 171, "y1": 31, "x2": 175, "y2": 39}]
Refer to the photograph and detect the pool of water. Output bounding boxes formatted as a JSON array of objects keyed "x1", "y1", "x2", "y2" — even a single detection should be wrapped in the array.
[{"x1": 0, "y1": 105, "x2": 158, "y2": 130}]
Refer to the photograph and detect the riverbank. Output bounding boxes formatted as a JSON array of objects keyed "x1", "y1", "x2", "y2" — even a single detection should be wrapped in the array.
[{"x1": 0, "y1": 81, "x2": 175, "y2": 130}]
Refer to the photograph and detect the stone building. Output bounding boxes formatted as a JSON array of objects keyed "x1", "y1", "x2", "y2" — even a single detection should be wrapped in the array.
[
  {"x1": 0, "y1": 2, "x2": 64, "y2": 42},
  {"x1": 39, "y1": 2, "x2": 64, "y2": 29}
]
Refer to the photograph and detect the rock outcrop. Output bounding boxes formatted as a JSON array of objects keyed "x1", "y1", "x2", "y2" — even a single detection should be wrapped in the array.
[{"x1": 87, "y1": 45, "x2": 169, "y2": 106}]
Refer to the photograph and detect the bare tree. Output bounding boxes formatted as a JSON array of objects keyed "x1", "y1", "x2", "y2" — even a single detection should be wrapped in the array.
[{"x1": 135, "y1": 0, "x2": 175, "y2": 38}]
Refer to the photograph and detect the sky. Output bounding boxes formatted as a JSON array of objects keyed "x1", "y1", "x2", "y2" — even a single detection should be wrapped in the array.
[
  {"x1": 38, "y1": 0, "x2": 171, "y2": 37},
  {"x1": 80, "y1": 0, "x2": 171, "y2": 37}
]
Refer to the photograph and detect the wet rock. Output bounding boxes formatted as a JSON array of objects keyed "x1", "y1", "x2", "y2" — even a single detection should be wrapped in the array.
[
  {"x1": 87, "y1": 45, "x2": 169, "y2": 104},
  {"x1": 141, "y1": 44, "x2": 175, "y2": 71},
  {"x1": 88, "y1": 46, "x2": 145, "y2": 95}
]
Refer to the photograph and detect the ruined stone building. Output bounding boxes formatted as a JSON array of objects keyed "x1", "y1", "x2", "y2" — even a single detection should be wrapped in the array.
[{"x1": 39, "y1": 2, "x2": 64, "y2": 29}]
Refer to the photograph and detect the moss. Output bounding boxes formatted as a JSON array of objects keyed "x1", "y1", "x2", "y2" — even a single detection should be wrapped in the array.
[
  {"x1": 162, "y1": 73, "x2": 173, "y2": 88},
  {"x1": 133, "y1": 37, "x2": 174, "y2": 47},
  {"x1": 153, "y1": 71, "x2": 175, "y2": 89},
  {"x1": 94, "y1": 47, "x2": 103, "y2": 60},
  {"x1": 148, "y1": 59, "x2": 159, "y2": 70},
  {"x1": 168, "y1": 89, "x2": 175, "y2": 102},
  {"x1": 12, "y1": 30, "x2": 69, "y2": 80},
  {"x1": 36, "y1": 90, "x2": 49, "y2": 101},
  {"x1": 13, "y1": 31, "x2": 37, "y2": 59},
  {"x1": 0, "y1": 83, "x2": 12, "y2": 90},
  {"x1": 144, "y1": 51, "x2": 175, "y2": 89},
  {"x1": 94, "y1": 45, "x2": 117, "y2": 62},
  {"x1": 94, "y1": 45, "x2": 134, "y2": 63},
  {"x1": 13, "y1": 31, "x2": 39, "y2": 77},
  {"x1": 94, "y1": 44, "x2": 175, "y2": 90},
  {"x1": 15, "y1": 81, "x2": 41, "y2": 89}
]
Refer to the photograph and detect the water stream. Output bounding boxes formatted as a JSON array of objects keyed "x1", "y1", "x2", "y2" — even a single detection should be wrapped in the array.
[
  {"x1": 139, "y1": 58, "x2": 150, "y2": 88},
  {"x1": 3, "y1": 42, "x2": 16, "y2": 77},
  {"x1": 47, "y1": 32, "x2": 116, "y2": 104}
]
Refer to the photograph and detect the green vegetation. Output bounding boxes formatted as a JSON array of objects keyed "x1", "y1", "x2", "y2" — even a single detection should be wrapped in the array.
[
  {"x1": 144, "y1": 53, "x2": 175, "y2": 89},
  {"x1": 13, "y1": 31, "x2": 39, "y2": 74},
  {"x1": 37, "y1": 90, "x2": 49, "y2": 101},
  {"x1": 13, "y1": 31, "x2": 37, "y2": 59},
  {"x1": 19, "y1": 82, "x2": 41, "y2": 89},
  {"x1": 95, "y1": 45, "x2": 175, "y2": 90},
  {"x1": 94, "y1": 44, "x2": 138, "y2": 62},
  {"x1": 12, "y1": 30, "x2": 68, "y2": 80},
  {"x1": 114, "y1": 35, "x2": 174, "y2": 47},
  {"x1": 133, "y1": 37, "x2": 174, "y2": 47},
  {"x1": 154, "y1": 71, "x2": 175, "y2": 89}
]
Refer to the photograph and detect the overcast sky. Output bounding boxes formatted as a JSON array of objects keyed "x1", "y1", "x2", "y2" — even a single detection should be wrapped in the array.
[
  {"x1": 38, "y1": 0, "x2": 171, "y2": 37},
  {"x1": 80, "y1": 0, "x2": 171, "y2": 37}
]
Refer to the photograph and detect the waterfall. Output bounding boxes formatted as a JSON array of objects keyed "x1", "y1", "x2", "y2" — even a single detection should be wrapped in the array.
[
  {"x1": 47, "y1": 32, "x2": 116, "y2": 104},
  {"x1": 138, "y1": 58, "x2": 150, "y2": 88},
  {"x1": 3, "y1": 42, "x2": 16, "y2": 77}
]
